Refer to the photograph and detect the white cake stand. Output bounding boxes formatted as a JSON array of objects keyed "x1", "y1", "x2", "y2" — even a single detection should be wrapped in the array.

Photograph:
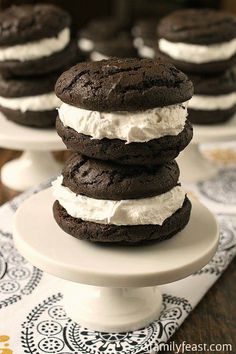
[
  {"x1": 177, "y1": 115, "x2": 236, "y2": 183},
  {"x1": 13, "y1": 188, "x2": 219, "y2": 333},
  {"x1": 0, "y1": 113, "x2": 65, "y2": 191}
]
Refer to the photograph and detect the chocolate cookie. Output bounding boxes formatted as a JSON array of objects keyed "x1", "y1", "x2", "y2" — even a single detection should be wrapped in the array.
[
  {"x1": 78, "y1": 17, "x2": 127, "y2": 55},
  {"x1": 0, "y1": 40, "x2": 78, "y2": 79},
  {"x1": 132, "y1": 18, "x2": 158, "y2": 43},
  {"x1": 79, "y1": 17, "x2": 127, "y2": 41},
  {"x1": 157, "y1": 9, "x2": 236, "y2": 73},
  {"x1": 62, "y1": 153, "x2": 180, "y2": 200},
  {"x1": 0, "y1": 4, "x2": 75, "y2": 78},
  {"x1": 158, "y1": 9, "x2": 236, "y2": 44},
  {"x1": 156, "y1": 49, "x2": 236, "y2": 75},
  {"x1": 0, "y1": 72, "x2": 61, "y2": 128},
  {"x1": 132, "y1": 18, "x2": 158, "y2": 59},
  {"x1": 188, "y1": 70, "x2": 236, "y2": 124},
  {"x1": 0, "y1": 4, "x2": 70, "y2": 46},
  {"x1": 55, "y1": 58, "x2": 193, "y2": 111},
  {"x1": 0, "y1": 72, "x2": 59, "y2": 97},
  {"x1": 56, "y1": 117, "x2": 193, "y2": 166},
  {"x1": 90, "y1": 36, "x2": 137, "y2": 61},
  {"x1": 0, "y1": 107, "x2": 56, "y2": 128},
  {"x1": 53, "y1": 197, "x2": 191, "y2": 244}
]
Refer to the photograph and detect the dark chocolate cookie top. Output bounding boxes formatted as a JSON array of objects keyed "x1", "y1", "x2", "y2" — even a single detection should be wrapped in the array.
[
  {"x1": 0, "y1": 4, "x2": 71, "y2": 46},
  {"x1": 0, "y1": 72, "x2": 60, "y2": 97},
  {"x1": 158, "y1": 9, "x2": 236, "y2": 44},
  {"x1": 189, "y1": 70, "x2": 236, "y2": 95},
  {"x1": 62, "y1": 153, "x2": 180, "y2": 200},
  {"x1": 55, "y1": 57, "x2": 193, "y2": 111}
]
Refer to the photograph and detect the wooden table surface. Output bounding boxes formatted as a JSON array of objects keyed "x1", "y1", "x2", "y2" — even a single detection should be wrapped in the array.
[{"x1": 0, "y1": 148, "x2": 235, "y2": 353}]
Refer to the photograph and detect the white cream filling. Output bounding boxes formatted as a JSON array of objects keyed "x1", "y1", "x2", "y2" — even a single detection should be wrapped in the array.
[
  {"x1": 0, "y1": 92, "x2": 61, "y2": 112},
  {"x1": 138, "y1": 45, "x2": 155, "y2": 59},
  {"x1": 52, "y1": 176, "x2": 186, "y2": 226},
  {"x1": 90, "y1": 51, "x2": 109, "y2": 61},
  {"x1": 78, "y1": 38, "x2": 94, "y2": 52},
  {"x1": 58, "y1": 102, "x2": 188, "y2": 143},
  {"x1": 159, "y1": 37, "x2": 236, "y2": 64},
  {"x1": 189, "y1": 92, "x2": 236, "y2": 110},
  {"x1": 0, "y1": 27, "x2": 70, "y2": 62},
  {"x1": 133, "y1": 37, "x2": 144, "y2": 48}
]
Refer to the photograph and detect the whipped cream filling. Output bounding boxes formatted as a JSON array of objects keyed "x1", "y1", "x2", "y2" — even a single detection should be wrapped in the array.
[
  {"x1": 58, "y1": 102, "x2": 188, "y2": 143},
  {"x1": 138, "y1": 45, "x2": 155, "y2": 58},
  {"x1": 159, "y1": 37, "x2": 236, "y2": 64},
  {"x1": 0, "y1": 92, "x2": 61, "y2": 112},
  {"x1": 189, "y1": 92, "x2": 236, "y2": 110},
  {"x1": 90, "y1": 51, "x2": 109, "y2": 61},
  {"x1": 0, "y1": 28, "x2": 70, "y2": 62},
  {"x1": 78, "y1": 38, "x2": 94, "y2": 52},
  {"x1": 52, "y1": 176, "x2": 186, "y2": 226}
]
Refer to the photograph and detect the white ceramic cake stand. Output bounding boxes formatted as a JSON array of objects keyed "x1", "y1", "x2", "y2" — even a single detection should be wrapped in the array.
[
  {"x1": 13, "y1": 188, "x2": 219, "y2": 333},
  {"x1": 0, "y1": 113, "x2": 65, "y2": 191},
  {"x1": 177, "y1": 115, "x2": 236, "y2": 183}
]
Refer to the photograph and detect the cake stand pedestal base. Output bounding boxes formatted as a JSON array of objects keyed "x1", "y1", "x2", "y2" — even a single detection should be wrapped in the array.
[
  {"x1": 0, "y1": 113, "x2": 64, "y2": 191},
  {"x1": 1, "y1": 151, "x2": 62, "y2": 191},
  {"x1": 63, "y1": 283, "x2": 162, "y2": 332},
  {"x1": 13, "y1": 188, "x2": 219, "y2": 333}
]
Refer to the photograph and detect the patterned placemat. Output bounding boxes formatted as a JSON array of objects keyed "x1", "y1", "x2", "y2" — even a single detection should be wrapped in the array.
[{"x1": 0, "y1": 152, "x2": 236, "y2": 353}]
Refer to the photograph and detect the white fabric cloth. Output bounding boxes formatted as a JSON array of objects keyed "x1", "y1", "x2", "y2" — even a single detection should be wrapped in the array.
[{"x1": 0, "y1": 160, "x2": 235, "y2": 353}]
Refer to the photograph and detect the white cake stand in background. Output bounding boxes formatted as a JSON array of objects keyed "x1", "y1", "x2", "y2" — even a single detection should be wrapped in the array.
[
  {"x1": 0, "y1": 113, "x2": 65, "y2": 191},
  {"x1": 13, "y1": 188, "x2": 219, "y2": 333},
  {"x1": 177, "y1": 115, "x2": 236, "y2": 183}
]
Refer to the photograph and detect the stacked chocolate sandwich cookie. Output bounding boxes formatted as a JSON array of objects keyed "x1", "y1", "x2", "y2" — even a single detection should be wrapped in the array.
[
  {"x1": 90, "y1": 36, "x2": 137, "y2": 61},
  {"x1": 132, "y1": 18, "x2": 158, "y2": 59},
  {"x1": 53, "y1": 58, "x2": 194, "y2": 244},
  {"x1": 0, "y1": 3, "x2": 78, "y2": 128},
  {"x1": 78, "y1": 17, "x2": 130, "y2": 60},
  {"x1": 157, "y1": 9, "x2": 236, "y2": 125}
]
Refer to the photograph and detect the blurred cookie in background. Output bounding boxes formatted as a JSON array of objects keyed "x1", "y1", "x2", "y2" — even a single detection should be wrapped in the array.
[
  {"x1": 0, "y1": 72, "x2": 62, "y2": 128},
  {"x1": 132, "y1": 18, "x2": 158, "y2": 58},
  {"x1": 90, "y1": 34, "x2": 137, "y2": 60},
  {"x1": 78, "y1": 17, "x2": 129, "y2": 58},
  {"x1": 138, "y1": 38, "x2": 157, "y2": 59},
  {"x1": 188, "y1": 70, "x2": 236, "y2": 124},
  {"x1": 0, "y1": 3, "x2": 78, "y2": 78},
  {"x1": 132, "y1": 18, "x2": 157, "y2": 48},
  {"x1": 157, "y1": 8, "x2": 236, "y2": 74}
]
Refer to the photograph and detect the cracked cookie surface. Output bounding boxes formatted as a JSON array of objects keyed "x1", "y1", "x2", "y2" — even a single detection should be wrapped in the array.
[
  {"x1": 62, "y1": 153, "x2": 180, "y2": 200},
  {"x1": 158, "y1": 9, "x2": 236, "y2": 44},
  {"x1": 0, "y1": 4, "x2": 70, "y2": 46},
  {"x1": 55, "y1": 57, "x2": 193, "y2": 111}
]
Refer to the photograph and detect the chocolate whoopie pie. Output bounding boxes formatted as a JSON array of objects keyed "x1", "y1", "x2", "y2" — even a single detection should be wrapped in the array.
[
  {"x1": 188, "y1": 70, "x2": 236, "y2": 125},
  {"x1": 90, "y1": 36, "x2": 137, "y2": 61},
  {"x1": 52, "y1": 154, "x2": 191, "y2": 244},
  {"x1": 55, "y1": 58, "x2": 193, "y2": 166},
  {"x1": 0, "y1": 72, "x2": 61, "y2": 127},
  {"x1": 132, "y1": 18, "x2": 158, "y2": 58},
  {"x1": 157, "y1": 9, "x2": 236, "y2": 74},
  {"x1": 0, "y1": 4, "x2": 77, "y2": 78},
  {"x1": 78, "y1": 17, "x2": 127, "y2": 55},
  {"x1": 132, "y1": 18, "x2": 158, "y2": 45},
  {"x1": 138, "y1": 38, "x2": 156, "y2": 59}
]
